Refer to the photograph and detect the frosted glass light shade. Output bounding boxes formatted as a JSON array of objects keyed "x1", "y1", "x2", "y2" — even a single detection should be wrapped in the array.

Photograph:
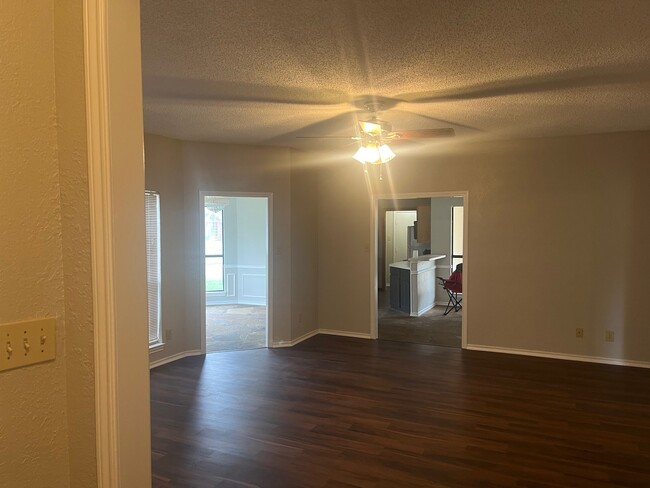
[{"x1": 353, "y1": 143, "x2": 395, "y2": 165}]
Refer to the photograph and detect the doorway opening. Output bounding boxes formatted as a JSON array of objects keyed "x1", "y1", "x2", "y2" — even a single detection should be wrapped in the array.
[
  {"x1": 373, "y1": 194, "x2": 467, "y2": 348},
  {"x1": 200, "y1": 193, "x2": 271, "y2": 353}
]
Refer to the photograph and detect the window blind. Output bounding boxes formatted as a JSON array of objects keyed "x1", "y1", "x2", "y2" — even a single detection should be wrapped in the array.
[{"x1": 145, "y1": 191, "x2": 161, "y2": 346}]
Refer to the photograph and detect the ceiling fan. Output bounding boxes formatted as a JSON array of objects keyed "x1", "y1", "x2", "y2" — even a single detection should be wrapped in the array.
[{"x1": 296, "y1": 102, "x2": 455, "y2": 167}]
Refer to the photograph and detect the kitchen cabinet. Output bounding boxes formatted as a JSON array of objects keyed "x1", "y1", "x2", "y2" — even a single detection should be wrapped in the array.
[{"x1": 416, "y1": 205, "x2": 431, "y2": 243}]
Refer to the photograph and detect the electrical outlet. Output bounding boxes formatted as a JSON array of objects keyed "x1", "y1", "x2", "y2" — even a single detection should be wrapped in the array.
[
  {"x1": 0, "y1": 318, "x2": 56, "y2": 372},
  {"x1": 605, "y1": 330, "x2": 615, "y2": 342},
  {"x1": 576, "y1": 328, "x2": 584, "y2": 338},
  {"x1": 165, "y1": 329, "x2": 173, "y2": 341}
]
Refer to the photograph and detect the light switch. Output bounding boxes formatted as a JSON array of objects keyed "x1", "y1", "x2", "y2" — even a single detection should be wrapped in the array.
[{"x1": 0, "y1": 318, "x2": 56, "y2": 372}]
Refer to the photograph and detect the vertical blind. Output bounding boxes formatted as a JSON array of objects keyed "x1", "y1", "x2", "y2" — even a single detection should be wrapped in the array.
[{"x1": 145, "y1": 191, "x2": 161, "y2": 346}]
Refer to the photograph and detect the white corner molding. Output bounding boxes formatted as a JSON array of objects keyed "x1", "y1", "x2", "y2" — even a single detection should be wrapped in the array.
[
  {"x1": 466, "y1": 344, "x2": 650, "y2": 369},
  {"x1": 84, "y1": 0, "x2": 119, "y2": 486}
]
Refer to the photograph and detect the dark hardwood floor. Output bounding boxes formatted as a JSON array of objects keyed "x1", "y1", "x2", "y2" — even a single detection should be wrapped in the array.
[{"x1": 151, "y1": 335, "x2": 650, "y2": 487}]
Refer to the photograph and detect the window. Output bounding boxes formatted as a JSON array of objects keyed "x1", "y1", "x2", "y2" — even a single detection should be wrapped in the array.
[
  {"x1": 451, "y1": 206, "x2": 464, "y2": 271},
  {"x1": 145, "y1": 190, "x2": 162, "y2": 348},
  {"x1": 204, "y1": 203, "x2": 224, "y2": 293}
]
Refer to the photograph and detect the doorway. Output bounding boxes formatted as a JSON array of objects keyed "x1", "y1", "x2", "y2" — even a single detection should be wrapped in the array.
[
  {"x1": 373, "y1": 193, "x2": 467, "y2": 348},
  {"x1": 200, "y1": 193, "x2": 271, "y2": 353}
]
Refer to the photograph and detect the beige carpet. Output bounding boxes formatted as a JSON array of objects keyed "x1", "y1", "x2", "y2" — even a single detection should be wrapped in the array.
[{"x1": 205, "y1": 304, "x2": 266, "y2": 353}]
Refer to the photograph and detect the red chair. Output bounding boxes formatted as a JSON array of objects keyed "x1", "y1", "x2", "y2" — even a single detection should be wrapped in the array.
[{"x1": 437, "y1": 263, "x2": 463, "y2": 315}]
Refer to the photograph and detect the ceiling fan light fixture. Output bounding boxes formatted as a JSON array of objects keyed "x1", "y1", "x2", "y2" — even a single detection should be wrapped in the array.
[
  {"x1": 378, "y1": 144, "x2": 395, "y2": 163},
  {"x1": 353, "y1": 143, "x2": 395, "y2": 165}
]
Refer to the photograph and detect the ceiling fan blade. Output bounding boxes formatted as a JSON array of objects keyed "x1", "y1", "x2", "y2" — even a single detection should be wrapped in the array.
[
  {"x1": 391, "y1": 128, "x2": 456, "y2": 139},
  {"x1": 296, "y1": 135, "x2": 360, "y2": 140}
]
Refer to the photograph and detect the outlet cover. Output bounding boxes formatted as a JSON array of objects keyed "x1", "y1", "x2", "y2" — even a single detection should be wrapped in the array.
[
  {"x1": 605, "y1": 330, "x2": 615, "y2": 342},
  {"x1": 576, "y1": 328, "x2": 584, "y2": 338},
  {"x1": 0, "y1": 318, "x2": 56, "y2": 372}
]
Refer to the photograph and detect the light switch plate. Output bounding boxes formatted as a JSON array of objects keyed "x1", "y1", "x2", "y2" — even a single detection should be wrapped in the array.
[{"x1": 0, "y1": 318, "x2": 56, "y2": 372}]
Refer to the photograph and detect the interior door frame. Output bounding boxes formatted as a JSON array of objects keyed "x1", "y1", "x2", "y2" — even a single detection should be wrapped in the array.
[
  {"x1": 85, "y1": 0, "x2": 152, "y2": 485},
  {"x1": 377, "y1": 199, "x2": 428, "y2": 290},
  {"x1": 370, "y1": 191, "x2": 469, "y2": 349},
  {"x1": 199, "y1": 191, "x2": 273, "y2": 353}
]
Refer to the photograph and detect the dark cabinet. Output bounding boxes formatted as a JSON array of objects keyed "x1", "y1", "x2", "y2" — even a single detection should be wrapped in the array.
[{"x1": 389, "y1": 266, "x2": 410, "y2": 313}]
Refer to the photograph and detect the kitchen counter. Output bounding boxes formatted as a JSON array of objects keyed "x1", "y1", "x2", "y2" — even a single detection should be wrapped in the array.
[{"x1": 389, "y1": 254, "x2": 445, "y2": 316}]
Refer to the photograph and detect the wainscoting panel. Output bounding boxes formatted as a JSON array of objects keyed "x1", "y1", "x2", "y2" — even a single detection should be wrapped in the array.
[{"x1": 242, "y1": 274, "x2": 266, "y2": 299}]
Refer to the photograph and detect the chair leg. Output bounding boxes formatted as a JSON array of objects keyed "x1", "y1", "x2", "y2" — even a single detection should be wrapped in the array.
[
  {"x1": 443, "y1": 292, "x2": 462, "y2": 315},
  {"x1": 443, "y1": 291, "x2": 455, "y2": 315}
]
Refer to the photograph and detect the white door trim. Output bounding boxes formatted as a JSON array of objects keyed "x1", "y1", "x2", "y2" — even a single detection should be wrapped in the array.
[
  {"x1": 84, "y1": 1, "x2": 118, "y2": 484},
  {"x1": 199, "y1": 192, "x2": 274, "y2": 353},
  {"x1": 371, "y1": 191, "x2": 469, "y2": 349},
  {"x1": 84, "y1": 0, "x2": 151, "y2": 486}
]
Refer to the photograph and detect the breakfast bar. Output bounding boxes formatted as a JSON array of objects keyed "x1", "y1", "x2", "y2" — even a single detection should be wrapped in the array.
[{"x1": 389, "y1": 254, "x2": 445, "y2": 316}]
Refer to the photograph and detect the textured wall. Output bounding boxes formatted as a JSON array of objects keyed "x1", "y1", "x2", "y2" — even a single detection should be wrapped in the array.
[
  {"x1": 145, "y1": 136, "x2": 323, "y2": 361},
  {"x1": 0, "y1": 1, "x2": 71, "y2": 486},
  {"x1": 182, "y1": 142, "x2": 293, "y2": 346},
  {"x1": 54, "y1": 0, "x2": 97, "y2": 486},
  {"x1": 317, "y1": 131, "x2": 650, "y2": 362}
]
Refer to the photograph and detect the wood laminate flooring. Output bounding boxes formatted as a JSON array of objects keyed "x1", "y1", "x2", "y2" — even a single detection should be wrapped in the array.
[{"x1": 151, "y1": 335, "x2": 650, "y2": 487}]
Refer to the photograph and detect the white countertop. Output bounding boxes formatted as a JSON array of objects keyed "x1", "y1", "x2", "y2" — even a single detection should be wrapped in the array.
[{"x1": 389, "y1": 254, "x2": 445, "y2": 270}]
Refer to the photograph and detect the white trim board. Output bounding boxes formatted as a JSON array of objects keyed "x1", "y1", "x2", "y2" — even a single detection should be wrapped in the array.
[
  {"x1": 149, "y1": 350, "x2": 203, "y2": 369},
  {"x1": 272, "y1": 329, "x2": 319, "y2": 348},
  {"x1": 466, "y1": 344, "x2": 650, "y2": 369}
]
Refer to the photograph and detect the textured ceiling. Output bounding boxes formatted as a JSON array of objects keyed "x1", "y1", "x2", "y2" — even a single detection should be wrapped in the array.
[{"x1": 140, "y1": 0, "x2": 650, "y2": 148}]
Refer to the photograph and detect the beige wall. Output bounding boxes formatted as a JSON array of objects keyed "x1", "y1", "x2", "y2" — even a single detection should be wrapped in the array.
[
  {"x1": 183, "y1": 141, "x2": 293, "y2": 346},
  {"x1": 317, "y1": 161, "x2": 373, "y2": 335},
  {"x1": 317, "y1": 131, "x2": 650, "y2": 362},
  {"x1": 145, "y1": 135, "x2": 320, "y2": 361},
  {"x1": 1, "y1": 1, "x2": 70, "y2": 486},
  {"x1": 290, "y1": 150, "x2": 319, "y2": 339},
  {"x1": 145, "y1": 135, "x2": 188, "y2": 362},
  {"x1": 54, "y1": 1, "x2": 97, "y2": 486}
]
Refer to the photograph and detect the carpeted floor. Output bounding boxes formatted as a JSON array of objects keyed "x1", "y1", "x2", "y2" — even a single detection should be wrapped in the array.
[
  {"x1": 378, "y1": 289, "x2": 462, "y2": 347},
  {"x1": 205, "y1": 304, "x2": 267, "y2": 353}
]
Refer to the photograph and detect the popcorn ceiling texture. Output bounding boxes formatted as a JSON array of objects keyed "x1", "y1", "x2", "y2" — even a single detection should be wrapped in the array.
[
  {"x1": 141, "y1": 0, "x2": 650, "y2": 146},
  {"x1": 0, "y1": 1, "x2": 71, "y2": 486}
]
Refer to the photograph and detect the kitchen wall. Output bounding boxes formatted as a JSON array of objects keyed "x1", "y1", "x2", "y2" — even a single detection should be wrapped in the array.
[
  {"x1": 430, "y1": 196, "x2": 464, "y2": 304},
  {"x1": 317, "y1": 131, "x2": 650, "y2": 364}
]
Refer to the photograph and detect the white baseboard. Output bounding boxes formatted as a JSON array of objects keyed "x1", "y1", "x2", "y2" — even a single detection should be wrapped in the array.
[
  {"x1": 318, "y1": 329, "x2": 372, "y2": 339},
  {"x1": 149, "y1": 349, "x2": 203, "y2": 369},
  {"x1": 413, "y1": 303, "x2": 434, "y2": 317},
  {"x1": 152, "y1": 330, "x2": 373, "y2": 367},
  {"x1": 272, "y1": 328, "x2": 372, "y2": 348},
  {"x1": 466, "y1": 344, "x2": 650, "y2": 369},
  {"x1": 272, "y1": 329, "x2": 319, "y2": 348}
]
